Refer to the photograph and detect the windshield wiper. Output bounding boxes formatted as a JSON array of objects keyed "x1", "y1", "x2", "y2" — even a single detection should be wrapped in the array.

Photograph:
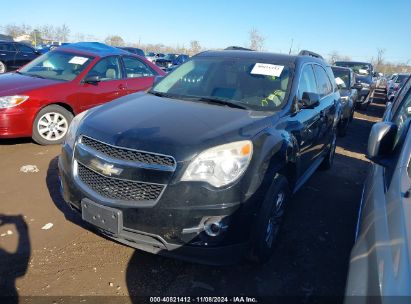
[
  {"x1": 147, "y1": 91, "x2": 180, "y2": 99},
  {"x1": 193, "y1": 97, "x2": 250, "y2": 110}
]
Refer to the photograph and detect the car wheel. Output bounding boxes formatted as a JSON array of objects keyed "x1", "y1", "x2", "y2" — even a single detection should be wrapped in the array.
[
  {"x1": 0, "y1": 61, "x2": 7, "y2": 74},
  {"x1": 349, "y1": 108, "x2": 354, "y2": 122},
  {"x1": 320, "y1": 130, "x2": 336, "y2": 170},
  {"x1": 250, "y1": 174, "x2": 289, "y2": 264},
  {"x1": 338, "y1": 119, "x2": 348, "y2": 137},
  {"x1": 32, "y1": 105, "x2": 73, "y2": 145}
]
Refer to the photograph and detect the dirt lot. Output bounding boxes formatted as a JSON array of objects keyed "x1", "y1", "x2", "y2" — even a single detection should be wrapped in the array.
[{"x1": 0, "y1": 101, "x2": 385, "y2": 303}]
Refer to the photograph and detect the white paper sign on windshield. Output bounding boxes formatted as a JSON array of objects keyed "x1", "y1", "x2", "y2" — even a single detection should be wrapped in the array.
[
  {"x1": 335, "y1": 77, "x2": 345, "y2": 86},
  {"x1": 69, "y1": 56, "x2": 89, "y2": 65},
  {"x1": 251, "y1": 63, "x2": 284, "y2": 77}
]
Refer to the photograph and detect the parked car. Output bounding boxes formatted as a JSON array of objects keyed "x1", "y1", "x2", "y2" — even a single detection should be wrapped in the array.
[
  {"x1": 117, "y1": 47, "x2": 145, "y2": 57},
  {"x1": 153, "y1": 53, "x2": 179, "y2": 70},
  {"x1": 334, "y1": 61, "x2": 377, "y2": 109},
  {"x1": 0, "y1": 42, "x2": 165, "y2": 145},
  {"x1": 145, "y1": 52, "x2": 164, "y2": 63},
  {"x1": 387, "y1": 73, "x2": 410, "y2": 102},
  {"x1": 345, "y1": 74, "x2": 411, "y2": 301},
  {"x1": 0, "y1": 41, "x2": 40, "y2": 73},
  {"x1": 163, "y1": 54, "x2": 190, "y2": 72},
  {"x1": 331, "y1": 66, "x2": 357, "y2": 136},
  {"x1": 58, "y1": 49, "x2": 341, "y2": 264}
]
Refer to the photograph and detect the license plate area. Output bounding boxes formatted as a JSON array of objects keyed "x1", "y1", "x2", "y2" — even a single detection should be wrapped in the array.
[{"x1": 81, "y1": 198, "x2": 122, "y2": 234}]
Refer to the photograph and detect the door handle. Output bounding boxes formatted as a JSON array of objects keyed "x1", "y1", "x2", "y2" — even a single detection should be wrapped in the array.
[
  {"x1": 118, "y1": 84, "x2": 126, "y2": 90},
  {"x1": 23, "y1": 54, "x2": 28, "y2": 57},
  {"x1": 0, "y1": 53, "x2": 6, "y2": 56}
]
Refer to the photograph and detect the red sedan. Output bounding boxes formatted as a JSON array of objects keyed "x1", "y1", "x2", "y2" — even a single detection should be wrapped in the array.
[{"x1": 0, "y1": 42, "x2": 165, "y2": 145}]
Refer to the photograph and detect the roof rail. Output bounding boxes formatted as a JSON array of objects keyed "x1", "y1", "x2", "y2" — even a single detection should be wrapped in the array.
[
  {"x1": 298, "y1": 50, "x2": 323, "y2": 59},
  {"x1": 224, "y1": 46, "x2": 254, "y2": 51}
]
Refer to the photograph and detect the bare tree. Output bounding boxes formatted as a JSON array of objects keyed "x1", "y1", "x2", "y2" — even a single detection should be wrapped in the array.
[
  {"x1": 248, "y1": 28, "x2": 265, "y2": 51},
  {"x1": 55, "y1": 24, "x2": 70, "y2": 42},
  {"x1": 328, "y1": 51, "x2": 340, "y2": 64},
  {"x1": 189, "y1": 40, "x2": 202, "y2": 56},
  {"x1": 104, "y1": 35, "x2": 125, "y2": 46}
]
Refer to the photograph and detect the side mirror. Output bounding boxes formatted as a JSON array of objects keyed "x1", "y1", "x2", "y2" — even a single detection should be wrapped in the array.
[
  {"x1": 367, "y1": 122, "x2": 397, "y2": 166},
  {"x1": 84, "y1": 75, "x2": 101, "y2": 84},
  {"x1": 153, "y1": 75, "x2": 164, "y2": 86},
  {"x1": 300, "y1": 92, "x2": 320, "y2": 109}
]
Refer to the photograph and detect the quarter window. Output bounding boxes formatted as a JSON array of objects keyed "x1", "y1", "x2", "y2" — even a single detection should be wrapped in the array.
[
  {"x1": 87, "y1": 56, "x2": 121, "y2": 81},
  {"x1": 313, "y1": 65, "x2": 333, "y2": 97},
  {"x1": 123, "y1": 56, "x2": 155, "y2": 78},
  {"x1": 298, "y1": 65, "x2": 318, "y2": 100}
]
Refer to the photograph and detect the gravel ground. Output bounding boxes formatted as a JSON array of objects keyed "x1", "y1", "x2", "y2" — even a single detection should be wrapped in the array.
[{"x1": 0, "y1": 100, "x2": 385, "y2": 303}]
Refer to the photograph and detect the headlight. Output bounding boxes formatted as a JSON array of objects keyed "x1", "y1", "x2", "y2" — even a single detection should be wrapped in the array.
[
  {"x1": 0, "y1": 95, "x2": 29, "y2": 108},
  {"x1": 181, "y1": 141, "x2": 253, "y2": 187},
  {"x1": 361, "y1": 83, "x2": 370, "y2": 88},
  {"x1": 64, "y1": 110, "x2": 89, "y2": 148}
]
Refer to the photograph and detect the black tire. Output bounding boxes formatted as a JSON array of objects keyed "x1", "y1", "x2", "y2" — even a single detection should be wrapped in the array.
[
  {"x1": 250, "y1": 174, "x2": 290, "y2": 264},
  {"x1": 337, "y1": 118, "x2": 348, "y2": 137},
  {"x1": 32, "y1": 105, "x2": 73, "y2": 145},
  {"x1": 0, "y1": 61, "x2": 7, "y2": 74},
  {"x1": 320, "y1": 130, "x2": 337, "y2": 170}
]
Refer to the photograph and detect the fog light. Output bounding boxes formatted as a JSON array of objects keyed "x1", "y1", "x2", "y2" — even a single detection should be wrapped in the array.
[{"x1": 203, "y1": 217, "x2": 228, "y2": 237}]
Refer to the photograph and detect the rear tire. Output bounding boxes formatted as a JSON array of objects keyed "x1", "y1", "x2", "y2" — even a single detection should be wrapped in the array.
[
  {"x1": 0, "y1": 61, "x2": 7, "y2": 74},
  {"x1": 32, "y1": 105, "x2": 73, "y2": 145},
  {"x1": 250, "y1": 174, "x2": 289, "y2": 264}
]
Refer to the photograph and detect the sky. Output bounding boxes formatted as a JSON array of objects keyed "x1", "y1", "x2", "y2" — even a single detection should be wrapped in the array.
[{"x1": 2, "y1": 0, "x2": 411, "y2": 63}]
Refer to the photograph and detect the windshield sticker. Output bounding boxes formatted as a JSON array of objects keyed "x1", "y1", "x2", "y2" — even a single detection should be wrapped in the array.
[
  {"x1": 251, "y1": 63, "x2": 284, "y2": 77},
  {"x1": 69, "y1": 56, "x2": 89, "y2": 65},
  {"x1": 358, "y1": 68, "x2": 369, "y2": 75}
]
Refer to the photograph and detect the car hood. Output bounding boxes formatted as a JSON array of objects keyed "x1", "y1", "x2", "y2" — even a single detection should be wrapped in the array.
[
  {"x1": 0, "y1": 72, "x2": 61, "y2": 95},
  {"x1": 78, "y1": 92, "x2": 274, "y2": 161}
]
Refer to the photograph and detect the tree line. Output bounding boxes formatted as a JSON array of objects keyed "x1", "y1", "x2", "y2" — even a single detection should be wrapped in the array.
[{"x1": 1, "y1": 23, "x2": 409, "y2": 73}]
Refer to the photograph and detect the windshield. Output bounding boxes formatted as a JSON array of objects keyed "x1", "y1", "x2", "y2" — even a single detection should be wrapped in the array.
[
  {"x1": 164, "y1": 54, "x2": 177, "y2": 60},
  {"x1": 151, "y1": 57, "x2": 292, "y2": 111},
  {"x1": 335, "y1": 62, "x2": 372, "y2": 75},
  {"x1": 332, "y1": 68, "x2": 350, "y2": 88},
  {"x1": 146, "y1": 52, "x2": 155, "y2": 57},
  {"x1": 396, "y1": 74, "x2": 409, "y2": 83},
  {"x1": 19, "y1": 51, "x2": 94, "y2": 81}
]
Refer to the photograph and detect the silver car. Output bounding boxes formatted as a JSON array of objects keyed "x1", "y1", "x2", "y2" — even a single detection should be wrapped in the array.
[{"x1": 345, "y1": 78, "x2": 411, "y2": 301}]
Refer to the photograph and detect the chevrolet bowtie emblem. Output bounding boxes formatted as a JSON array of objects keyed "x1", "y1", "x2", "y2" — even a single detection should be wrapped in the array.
[{"x1": 90, "y1": 159, "x2": 123, "y2": 176}]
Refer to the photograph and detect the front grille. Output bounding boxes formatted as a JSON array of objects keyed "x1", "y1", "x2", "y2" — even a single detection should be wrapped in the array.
[
  {"x1": 77, "y1": 162, "x2": 164, "y2": 202},
  {"x1": 81, "y1": 136, "x2": 175, "y2": 168}
]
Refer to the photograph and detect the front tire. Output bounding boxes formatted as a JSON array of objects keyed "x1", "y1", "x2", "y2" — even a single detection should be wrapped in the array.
[
  {"x1": 0, "y1": 61, "x2": 7, "y2": 74},
  {"x1": 32, "y1": 105, "x2": 73, "y2": 145},
  {"x1": 320, "y1": 131, "x2": 337, "y2": 170},
  {"x1": 251, "y1": 174, "x2": 289, "y2": 264}
]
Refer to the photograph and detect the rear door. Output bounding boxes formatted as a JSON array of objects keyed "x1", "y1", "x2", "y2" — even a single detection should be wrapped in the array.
[
  {"x1": 313, "y1": 64, "x2": 338, "y2": 154},
  {"x1": 121, "y1": 56, "x2": 157, "y2": 94},
  {"x1": 0, "y1": 42, "x2": 17, "y2": 70},
  {"x1": 77, "y1": 56, "x2": 127, "y2": 110},
  {"x1": 14, "y1": 43, "x2": 38, "y2": 68}
]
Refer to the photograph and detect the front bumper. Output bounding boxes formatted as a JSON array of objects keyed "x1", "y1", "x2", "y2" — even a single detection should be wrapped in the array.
[
  {"x1": 0, "y1": 107, "x2": 33, "y2": 138},
  {"x1": 58, "y1": 143, "x2": 255, "y2": 264}
]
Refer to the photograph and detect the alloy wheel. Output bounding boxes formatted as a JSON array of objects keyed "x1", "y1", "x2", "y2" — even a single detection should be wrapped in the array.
[
  {"x1": 37, "y1": 112, "x2": 69, "y2": 141},
  {"x1": 0, "y1": 62, "x2": 6, "y2": 74},
  {"x1": 265, "y1": 191, "x2": 285, "y2": 248}
]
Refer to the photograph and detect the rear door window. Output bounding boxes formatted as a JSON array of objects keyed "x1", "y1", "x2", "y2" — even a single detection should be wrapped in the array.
[
  {"x1": 123, "y1": 56, "x2": 155, "y2": 78},
  {"x1": 313, "y1": 65, "x2": 333, "y2": 97},
  {"x1": 16, "y1": 44, "x2": 35, "y2": 53},
  {"x1": 0, "y1": 43, "x2": 16, "y2": 52}
]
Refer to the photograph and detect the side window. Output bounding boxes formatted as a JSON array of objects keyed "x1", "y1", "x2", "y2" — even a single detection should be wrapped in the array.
[
  {"x1": 392, "y1": 77, "x2": 411, "y2": 116},
  {"x1": 313, "y1": 65, "x2": 333, "y2": 97},
  {"x1": 16, "y1": 44, "x2": 34, "y2": 53},
  {"x1": 0, "y1": 43, "x2": 16, "y2": 52},
  {"x1": 392, "y1": 89, "x2": 411, "y2": 147},
  {"x1": 87, "y1": 56, "x2": 121, "y2": 81},
  {"x1": 298, "y1": 64, "x2": 318, "y2": 100},
  {"x1": 123, "y1": 56, "x2": 155, "y2": 78}
]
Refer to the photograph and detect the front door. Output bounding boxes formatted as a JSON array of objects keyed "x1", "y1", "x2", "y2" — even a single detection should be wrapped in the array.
[{"x1": 77, "y1": 56, "x2": 127, "y2": 110}]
